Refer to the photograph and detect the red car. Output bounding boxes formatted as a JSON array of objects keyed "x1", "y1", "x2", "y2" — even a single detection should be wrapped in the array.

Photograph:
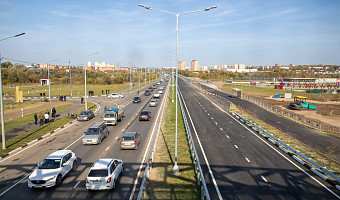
[
  {"x1": 148, "y1": 87, "x2": 153, "y2": 91},
  {"x1": 139, "y1": 110, "x2": 151, "y2": 121}
]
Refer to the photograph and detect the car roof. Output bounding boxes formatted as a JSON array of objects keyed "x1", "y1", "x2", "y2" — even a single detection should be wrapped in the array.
[
  {"x1": 91, "y1": 158, "x2": 114, "y2": 170},
  {"x1": 123, "y1": 132, "x2": 137, "y2": 137},
  {"x1": 150, "y1": 99, "x2": 156, "y2": 102},
  {"x1": 46, "y1": 150, "x2": 72, "y2": 159},
  {"x1": 89, "y1": 122, "x2": 104, "y2": 129}
]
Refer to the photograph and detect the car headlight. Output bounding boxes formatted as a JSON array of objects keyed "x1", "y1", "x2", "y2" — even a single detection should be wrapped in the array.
[{"x1": 46, "y1": 176, "x2": 57, "y2": 181}]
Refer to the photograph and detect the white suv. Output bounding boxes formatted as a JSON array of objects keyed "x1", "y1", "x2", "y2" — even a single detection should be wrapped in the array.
[
  {"x1": 28, "y1": 150, "x2": 77, "y2": 188},
  {"x1": 85, "y1": 158, "x2": 123, "y2": 190}
]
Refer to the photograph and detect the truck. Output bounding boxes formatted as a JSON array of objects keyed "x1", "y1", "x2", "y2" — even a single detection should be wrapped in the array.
[{"x1": 104, "y1": 108, "x2": 124, "y2": 126}]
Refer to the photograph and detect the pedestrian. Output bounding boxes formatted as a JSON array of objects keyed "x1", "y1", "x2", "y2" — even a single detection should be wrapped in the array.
[
  {"x1": 39, "y1": 112, "x2": 44, "y2": 126},
  {"x1": 52, "y1": 107, "x2": 56, "y2": 118},
  {"x1": 34, "y1": 113, "x2": 38, "y2": 125},
  {"x1": 45, "y1": 112, "x2": 49, "y2": 124}
]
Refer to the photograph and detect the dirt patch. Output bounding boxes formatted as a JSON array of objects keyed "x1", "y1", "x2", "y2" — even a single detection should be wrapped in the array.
[{"x1": 249, "y1": 94, "x2": 340, "y2": 126}]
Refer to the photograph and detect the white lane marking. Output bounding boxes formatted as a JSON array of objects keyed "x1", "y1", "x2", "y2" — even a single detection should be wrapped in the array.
[
  {"x1": 179, "y1": 89, "x2": 223, "y2": 200},
  {"x1": 208, "y1": 113, "x2": 210, "y2": 115},
  {"x1": 234, "y1": 145, "x2": 238, "y2": 149},
  {"x1": 261, "y1": 176, "x2": 268, "y2": 183},
  {"x1": 0, "y1": 174, "x2": 30, "y2": 197},
  {"x1": 129, "y1": 80, "x2": 169, "y2": 200},
  {"x1": 195, "y1": 84, "x2": 340, "y2": 199},
  {"x1": 73, "y1": 181, "x2": 81, "y2": 189},
  {"x1": 220, "y1": 128, "x2": 223, "y2": 131},
  {"x1": 64, "y1": 134, "x2": 83, "y2": 150},
  {"x1": 106, "y1": 147, "x2": 110, "y2": 151},
  {"x1": 226, "y1": 135, "x2": 229, "y2": 138},
  {"x1": 215, "y1": 122, "x2": 218, "y2": 125},
  {"x1": 245, "y1": 158, "x2": 250, "y2": 163},
  {"x1": 115, "y1": 137, "x2": 118, "y2": 140},
  {"x1": 122, "y1": 129, "x2": 125, "y2": 132}
]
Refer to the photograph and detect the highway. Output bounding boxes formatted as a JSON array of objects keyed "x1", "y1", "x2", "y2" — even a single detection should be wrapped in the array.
[
  {"x1": 178, "y1": 78, "x2": 340, "y2": 199},
  {"x1": 0, "y1": 80, "x2": 168, "y2": 200}
]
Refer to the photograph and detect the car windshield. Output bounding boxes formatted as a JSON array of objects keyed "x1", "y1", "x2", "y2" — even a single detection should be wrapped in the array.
[
  {"x1": 80, "y1": 111, "x2": 88, "y2": 115},
  {"x1": 38, "y1": 159, "x2": 61, "y2": 169},
  {"x1": 86, "y1": 128, "x2": 99, "y2": 135},
  {"x1": 104, "y1": 114, "x2": 115, "y2": 118},
  {"x1": 88, "y1": 169, "x2": 108, "y2": 177},
  {"x1": 122, "y1": 136, "x2": 134, "y2": 141}
]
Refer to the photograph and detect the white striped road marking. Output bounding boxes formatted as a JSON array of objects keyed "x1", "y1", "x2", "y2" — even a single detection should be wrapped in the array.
[
  {"x1": 122, "y1": 129, "x2": 125, "y2": 132},
  {"x1": 220, "y1": 128, "x2": 223, "y2": 131},
  {"x1": 0, "y1": 174, "x2": 30, "y2": 197},
  {"x1": 106, "y1": 147, "x2": 110, "y2": 151},
  {"x1": 261, "y1": 176, "x2": 268, "y2": 183},
  {"x1": 245, "y1": 158, "x2": 250, "y2": 163},
  {"x1": 208, "y1": 113, "x2": 210, "y2": 115},
  {"x1": 234, "y1": 145, "x2": 238, "y2": 149},
  {"x1": 115, "y1": 137, "x2": 118, "y2": 140},
  {"x1": 73, "y1": 181, "x2": 81, "y2": 189},
  {"x1": 211, "y1": 117, "x2": 213, "y2": 120},
  {"x1": 215, "y1": 122, "x2": 218, "y2": 125},
  {"x1": 226, "y1": 135, "x2": 229, "y2": 138}
]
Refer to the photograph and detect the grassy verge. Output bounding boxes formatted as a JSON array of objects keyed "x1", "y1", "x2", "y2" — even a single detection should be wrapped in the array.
[
  {"x1": 0, "y1": 102, "x2": 97, "y2": 157},
  {"x1": 230, "y1": 103, "x2": 340, "y2": 179},
  {"x1": 1, "y1": 103, "x2": 73, "y2": 131},
  {"x1": 3, "y1": 83, "x2": 132, "y2": 97},
  {"x1": 146, "y1": 85, "x2": 199, "y2": 199}
]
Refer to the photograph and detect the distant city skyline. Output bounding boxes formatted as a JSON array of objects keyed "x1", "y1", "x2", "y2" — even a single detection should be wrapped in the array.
[{"x1": 1, "y1": 0, "x2": 340, "y2": 67}]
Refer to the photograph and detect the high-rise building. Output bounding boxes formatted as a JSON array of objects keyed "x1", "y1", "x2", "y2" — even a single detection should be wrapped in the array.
[
  {"x1": 178, "y1": 61, "x2": 186, "y2": 70},
  {"x1": 191, "y1": 60, "x2": 199, "y2": 71}
]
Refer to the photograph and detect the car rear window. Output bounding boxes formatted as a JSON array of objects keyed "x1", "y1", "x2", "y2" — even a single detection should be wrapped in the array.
[
  {"x1": 140, "y1": 111, "x2": 148, "y2": 115},
  {"x1": 88, "y1": 169, "x2": 108, "y2": 177},
  {"x1": 122, "y1": 136, "x2": 134, "y2": 141},
  {"x1": 86, "y1": 128, "x2": 99, "y2": 135}
]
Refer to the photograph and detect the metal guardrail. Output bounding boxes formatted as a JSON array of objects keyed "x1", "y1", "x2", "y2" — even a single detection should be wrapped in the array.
[
  {"x1": 233, "y1": 113, "x2": 340, "y2": 190},
  {"x1": 189, "y1": 81, "x2": 340, "y2": 190},
  {"x1": 137, "y1": 80, "x2": 169, "y2": 199},
  {"x1": 178, "y1": 87, "x2": 211, "y2": 200}
]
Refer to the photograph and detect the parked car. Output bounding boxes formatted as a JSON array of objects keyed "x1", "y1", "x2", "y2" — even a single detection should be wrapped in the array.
[
  {"x1": 153, "y1": 93, "x2": 160, "y2": 98},
  {"x1": 77, "y1": 110, "x2": 95, "y2": 121},
  {"x1": 108, "y1": 93, "x2": 124, "y2": 99},
  {"x1": 139, "y1": 110, "x2": 151, "y2": 121},
  {"x1": 144, "y1": 90, "x2": 151, "y2": 96},
  {"x1": 28, "y1": 150, "x2": 77, "y2": 188},
  {"x1": 149, "y1": 99, "x2": 157, "y2": 107},
  {"x1": 120, "y1": 132, "x2": 141, "y2": 150},
  {"x1": 82, "y1": 122, "x2": 109, "y2": 145},
  {"x1": 133, "y1": 96, "x2": 141, "y2": 103},
  {"x1": 85, "y1": 159, "x2": 123, "y2": 190}
]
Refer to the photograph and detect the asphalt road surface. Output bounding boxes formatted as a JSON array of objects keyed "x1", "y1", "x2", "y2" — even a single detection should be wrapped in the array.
[
  {"x1": 0, "y1": 80, "x2": 168, "y2": 200},
  {"x1": 198, "y1": 82, "x2": 340, "y2": 164},
  {"x1": 178, "y1": 78, "x2": 340, "y2": 200}
]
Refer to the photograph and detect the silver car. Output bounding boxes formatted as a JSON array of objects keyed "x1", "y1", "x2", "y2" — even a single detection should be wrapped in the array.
[
  {"x1": 83, "y1": 122, "x2": 109, "y2": 145},
  {"x1": 149, "y1": 99, "x2": 157, "y2": 107},
  {"x1": 120, "y1": 132, "x2": 141, "y2": 150},
  {"x1": 77, "y1": 110, "x2": 95, "y2": 121}
]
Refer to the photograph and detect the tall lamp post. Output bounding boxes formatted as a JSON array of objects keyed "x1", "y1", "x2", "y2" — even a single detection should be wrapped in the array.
[
  {"x1": 84, "y1": 52, "x2": 99, "y2": 110},
  {"x1": 139, "y1": 4, "x2": 216, "y2": 174},
  {"x1": 0, "y1": 32, "x2": 25, "y2": 149},
  {"x1": 47, "y1": 59, "x2": 57, "y2": 102},
  {"x1": 69, "y1": 61, "x2": 72, "y2": 96}
]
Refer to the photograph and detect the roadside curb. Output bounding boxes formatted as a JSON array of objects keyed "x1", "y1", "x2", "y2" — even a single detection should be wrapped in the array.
[{"x1": 0, "y1": 102, "x2": 100, "y2": 160}]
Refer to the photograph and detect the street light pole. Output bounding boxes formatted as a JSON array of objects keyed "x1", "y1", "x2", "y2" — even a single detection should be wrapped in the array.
[
  {"x1": 69, "y1": 61, "x2": 72, "y2": 96},
  {"x1": 84, "y1": 52, "x2": 99, "y2": 110},
  {"x1": 138, "y1": 4, "x2": 217, "y2": 174},
  {"x1": 47, "y1": 59, "x2": 57, "y2": 102},
  {"x1": 0, "y1": 32, "x2": 25, "y2": 149}
]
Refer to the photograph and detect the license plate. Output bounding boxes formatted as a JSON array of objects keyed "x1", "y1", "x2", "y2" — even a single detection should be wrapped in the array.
[{"x1": 87, "y1": 140, "x2": 92, "y2": 142}]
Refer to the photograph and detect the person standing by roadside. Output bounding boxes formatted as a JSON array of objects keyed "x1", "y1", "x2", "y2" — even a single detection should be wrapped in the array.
[
  {"x1": 44, "y1": 112, "x2": 49, "y2": 124},
  {"x1": 39, "y1": 112, "x2": 44, "y2": 126},
  {"x1": 52, "y1": 107, "x2": 56, "y2": 118},
  {"x1": 34, "y1": 113, "x2": 38, "y2": 125}
]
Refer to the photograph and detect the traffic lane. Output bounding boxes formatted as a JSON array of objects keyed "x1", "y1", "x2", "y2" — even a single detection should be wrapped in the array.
[
  {"x1": 179, "y1": 81, "x2": 338, "y2": 199},
  {"x1": 62, "y1": 90, "x2": 167, "y2": 199},
  {"x1": 200, "y1": 84, "x2": 340, "y2": 162},
  {"x1": 0, "y1": 92, "x2": 151, "y2": 198}
]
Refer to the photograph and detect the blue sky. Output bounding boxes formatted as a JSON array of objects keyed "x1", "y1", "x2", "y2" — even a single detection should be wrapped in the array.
[{"x1": 1, "y1": 0, "x2": 340, "y2": 67}]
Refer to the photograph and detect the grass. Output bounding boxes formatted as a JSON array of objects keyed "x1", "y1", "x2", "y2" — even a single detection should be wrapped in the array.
[
  {"x1": 145, "y1": 84, "x2": 200, "y2": 199},
  {"x1": 230, "y1": 103, "x2": 340, "y2": 179},
  {"x1": 1, "y1": 103, "x2": 73, "y2": 131},
  {"x1": 2, "y1": 83, "x2": 132, "y2": 97},
  {"x1": 0, "y1": 102, "x2": 97, "y2": 157},
  {"x1": 221, "y1": 83, "x2": 340, "y2": 102}
]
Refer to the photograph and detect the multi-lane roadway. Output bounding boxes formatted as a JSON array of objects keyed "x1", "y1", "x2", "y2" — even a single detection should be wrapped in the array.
[
  {"x1": 0, "y1": 80, "x2": 168, "y2": 200},
  {"x1": 178, "y1": 77, "x2": 340, "y2": 199}
]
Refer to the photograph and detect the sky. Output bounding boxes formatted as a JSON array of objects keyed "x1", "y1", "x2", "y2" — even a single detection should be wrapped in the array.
[{"x1": 0, "y1": 0, "x2": 340, "y2": 67}]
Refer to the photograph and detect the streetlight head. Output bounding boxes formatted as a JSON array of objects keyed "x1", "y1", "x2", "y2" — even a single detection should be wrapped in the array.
[
  {"x1": 205, "y1": 6, "x2": 217, "y2": 11},
  {"x1": 138, "y1": 4, "x2": 150, "y2": 9}
]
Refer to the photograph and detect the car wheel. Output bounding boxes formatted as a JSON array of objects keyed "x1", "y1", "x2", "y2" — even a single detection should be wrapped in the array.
[
  {"x1": 72, "y1": 160, "x2": 77, "y2": 171},
  {"x1": 56, "y1": 175, "x2": 62, "y2": 186}
]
